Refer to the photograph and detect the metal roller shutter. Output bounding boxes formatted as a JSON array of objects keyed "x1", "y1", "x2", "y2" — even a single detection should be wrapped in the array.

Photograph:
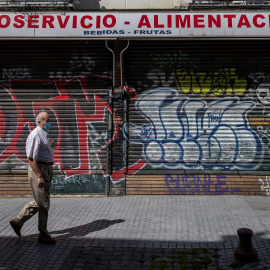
[
  {"x1": 125, "y1": 40, "x2": 270, "y2": 195},
  {"x1": 0, "y1": 40, "x2": 112, "y2": 195}
]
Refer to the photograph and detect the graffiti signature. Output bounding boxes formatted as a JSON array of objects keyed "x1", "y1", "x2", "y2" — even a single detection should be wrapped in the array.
[
  {"x1": 165, "y1": 174, "x2": 241, "y2": 195},
  {"x1": 258, "y1": 176, "x2": 270, "y2": 195},
  {"x1": 124, "y1": 88, "x2": 263, "y2": 170}
]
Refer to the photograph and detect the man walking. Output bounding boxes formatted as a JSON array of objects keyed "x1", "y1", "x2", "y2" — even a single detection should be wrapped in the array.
[{"x1": 10, "y1": 111, "x2": 56, "y2": 244}]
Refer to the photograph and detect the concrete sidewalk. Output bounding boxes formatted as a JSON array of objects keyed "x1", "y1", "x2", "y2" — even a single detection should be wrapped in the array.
[{"x1": 0, "y1": 195, "x2": 269, "y2": 270}]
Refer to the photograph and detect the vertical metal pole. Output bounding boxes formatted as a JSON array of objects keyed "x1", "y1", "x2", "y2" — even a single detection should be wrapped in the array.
[
  {"x1": 105, "y1": 40, "x2": 115, "y2": 195},
  {"x1": 105, "y1": 40, "x2": 115, "y2": 87},
  {"x1": 120, "y1": 40, "x2": 130, "y2": 90},
  {"x1": 120, "y1": 41, "x2": 130, "y2": 181}
]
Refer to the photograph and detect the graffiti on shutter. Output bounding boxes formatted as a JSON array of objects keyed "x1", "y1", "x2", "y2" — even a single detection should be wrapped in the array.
[
  {"x1": 0, "y1": 43, "x2": 113, "y2": 194},
  {"x1": 125, "y1": 42, "x2": 270, "y2": 195}
]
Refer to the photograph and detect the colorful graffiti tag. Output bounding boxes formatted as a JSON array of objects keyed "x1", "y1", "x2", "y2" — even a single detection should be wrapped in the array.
[
  {"x1": 124, "y1": 42, "x2": 270, "y2": 176},
  {"x1": 0, "y1": 74, "x2": 109, "y2": 174},
  {"x1": 125, "y1": 88, "x2": 263, "y2": 170},
  {"x1": 175, "y1": 68, "x2": 247, "y2": 96}
]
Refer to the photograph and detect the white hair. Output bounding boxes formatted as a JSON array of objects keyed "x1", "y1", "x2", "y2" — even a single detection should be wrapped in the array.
[{"x1": 36, "y1": 112, "x2": 46, "y2": 126}]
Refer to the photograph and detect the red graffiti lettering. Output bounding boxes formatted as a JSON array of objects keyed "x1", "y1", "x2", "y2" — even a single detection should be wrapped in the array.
[{"x1": 0, "y1": 74, "x2": 111, "y2": 178}]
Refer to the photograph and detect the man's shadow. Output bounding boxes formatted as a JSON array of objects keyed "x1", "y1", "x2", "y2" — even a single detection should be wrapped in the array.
[{"x1": 48, "y1": 219, "x2": 125, "y2": 238}]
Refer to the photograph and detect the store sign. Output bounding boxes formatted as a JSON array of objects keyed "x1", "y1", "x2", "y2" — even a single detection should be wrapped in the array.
[{"x1": 0, "y1": 12, "x2": 269, "y2": 38}]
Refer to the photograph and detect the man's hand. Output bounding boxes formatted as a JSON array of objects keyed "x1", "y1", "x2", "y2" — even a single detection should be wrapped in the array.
[
  {"x1": 50, "y1": 140, "x2": 55, "y2": 148},
  {"x1": 38, "y1": 177, "x2": 45, "y2": 188}
]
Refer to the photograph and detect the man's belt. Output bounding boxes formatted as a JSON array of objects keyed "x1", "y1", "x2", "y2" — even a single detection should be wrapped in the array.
[{"x1": 37, "y1": 161, "x2": 53, "y2": 165}]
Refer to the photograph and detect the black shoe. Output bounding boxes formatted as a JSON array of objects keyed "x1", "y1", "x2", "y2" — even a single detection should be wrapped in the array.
[
  {"x1": 10, "y1": 220, "x2": 22, "y2": 237},
  {"x1": 38, "y1": 234, "x2": 56, "y2": 244}
]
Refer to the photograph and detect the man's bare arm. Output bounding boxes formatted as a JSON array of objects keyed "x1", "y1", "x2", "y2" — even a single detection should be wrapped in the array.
[{"x1": 28, "y1": 158, "x2": 45, "y2": 187}]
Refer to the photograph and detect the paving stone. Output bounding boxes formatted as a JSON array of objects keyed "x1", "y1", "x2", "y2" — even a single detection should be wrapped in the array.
[{"x1": 0, "y1": 196, "x2": 269, "y2": 270}]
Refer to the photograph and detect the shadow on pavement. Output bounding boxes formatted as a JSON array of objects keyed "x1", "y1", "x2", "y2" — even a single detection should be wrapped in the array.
[
  {"x1": 1, "y1": 218, "x2": 269, "y2": 270},
  {"x1": 51, "y1": 219, "x2": 125, "y2": 237}
]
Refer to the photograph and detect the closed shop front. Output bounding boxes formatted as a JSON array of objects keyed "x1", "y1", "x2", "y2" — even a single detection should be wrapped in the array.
[
  {"x1": 1, "y1": 11, "x2": 270, "y2": 196},
  {"x1": 124, "y1": 40, "x2": 270, "y2": 195},
  {"x1": 0, "y1": 40, "x2": 112, "y2": 196}
]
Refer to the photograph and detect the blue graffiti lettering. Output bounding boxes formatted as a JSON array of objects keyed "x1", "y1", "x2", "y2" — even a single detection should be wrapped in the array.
[
  {"x1": 206, "y1": 111, "x2": 222, "y2": 128},
  {"x1": 165, "y1": 174, "x2": 240, "y2": 195},
  {"x1": 125, "y1": 88, "x2": 263, "y2": 171}
]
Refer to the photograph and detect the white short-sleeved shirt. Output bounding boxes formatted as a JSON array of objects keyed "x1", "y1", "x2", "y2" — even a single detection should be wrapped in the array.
[{"x1": 26, "y1": 126, "x2": 54, "y2": 163}]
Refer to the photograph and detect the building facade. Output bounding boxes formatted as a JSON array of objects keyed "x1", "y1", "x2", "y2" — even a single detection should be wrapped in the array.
[{"x1": 1, "y1": 0, "x2": 270, "y2": 196}]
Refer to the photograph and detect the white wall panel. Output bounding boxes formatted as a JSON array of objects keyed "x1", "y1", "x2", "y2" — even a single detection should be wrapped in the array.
[
  {"x1": 100, "y1": 0, "x2": 181, "y2": 9},
  {"x1": 101, "y1": 0, "x2": 126, "y2": 9},
  {"x1": 127, "y1": 0, "x2": 150, "y2": 9},
  {"x1": 149, "y1": 0, "x2": 174, "y2": 8}
]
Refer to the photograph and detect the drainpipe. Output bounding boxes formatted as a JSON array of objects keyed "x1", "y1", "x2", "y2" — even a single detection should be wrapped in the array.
[
  {"x1": 120, "y1": 40, "x2": 129, "y2": 92},
  {"x1": 105, "y1": 40, "x2": 115, "y2": 195},
  {"x1": 120, "y1": 41, "x2": 130, "y2": 188},
  {"x1": 105, "y1": 40, "x2": 115, "y2": 87}
]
